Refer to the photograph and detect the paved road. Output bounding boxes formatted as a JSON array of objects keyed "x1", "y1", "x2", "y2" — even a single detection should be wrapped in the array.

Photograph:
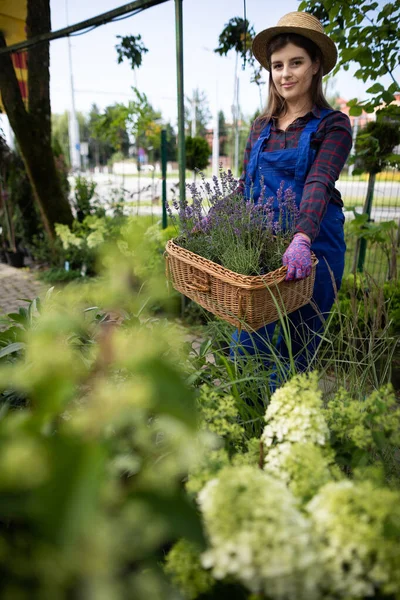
[{"x1": 0, "y1": 263, "x2": 42, "y2": 317}]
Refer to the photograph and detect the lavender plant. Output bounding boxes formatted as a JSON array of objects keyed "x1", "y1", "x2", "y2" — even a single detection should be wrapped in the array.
[{"x1": 166, "y1": 171, "x2": 299, "y2": 276}]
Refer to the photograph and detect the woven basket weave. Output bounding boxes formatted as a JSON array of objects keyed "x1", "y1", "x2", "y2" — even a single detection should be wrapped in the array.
[{"x1": 165, "y1": 239, "x2": 318, "y2": 331}]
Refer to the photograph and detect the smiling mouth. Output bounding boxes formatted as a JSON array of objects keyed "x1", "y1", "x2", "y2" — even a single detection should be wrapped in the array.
[{"x1": 282, "y1": 83, "x2": 296, "y2": 88}]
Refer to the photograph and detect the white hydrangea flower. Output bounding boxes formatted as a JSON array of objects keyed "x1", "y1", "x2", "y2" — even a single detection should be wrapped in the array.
[
  {"x1": 262, "y1": 373, "x2": 329, "y2": 450},
  {"x1": 198, "y1": 465, "x2": 321, "y2": 599},
  {"x1": 307, "y1": 479, "x2": 400, "y2": 598},
  {"x1": 263, "y1": 441, "x2": 340, "y2": 502}
]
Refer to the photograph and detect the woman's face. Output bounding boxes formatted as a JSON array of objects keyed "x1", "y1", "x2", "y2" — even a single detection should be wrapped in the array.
[{"x1": 270, "y1": 42, "x2": 319, "y2": 106}]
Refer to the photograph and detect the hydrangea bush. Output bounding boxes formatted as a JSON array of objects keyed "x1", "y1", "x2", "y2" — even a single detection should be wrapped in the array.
[
  {"x1": 165, "y1": 372, "x2": 400, "y2": 600},
  {"x1": 198, "y1": 465, "x2": 318, "y2": 600},
  {"x1": 308, "y1": 479, "x2": 400, "y2": 598},
  {"x1": 261, "y1": 371, "x2": 329, "y2": 448}
]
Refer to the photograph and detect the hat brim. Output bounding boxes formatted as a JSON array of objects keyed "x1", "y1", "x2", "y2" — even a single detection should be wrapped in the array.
[{"x1": 252, "y1": 26, "x2": 337, "y2": 76}]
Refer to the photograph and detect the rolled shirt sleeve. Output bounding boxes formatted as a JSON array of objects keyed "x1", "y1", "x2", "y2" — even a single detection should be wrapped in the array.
[{"x1": 295, "y1": 111, "x2": 353, "y2": 241}]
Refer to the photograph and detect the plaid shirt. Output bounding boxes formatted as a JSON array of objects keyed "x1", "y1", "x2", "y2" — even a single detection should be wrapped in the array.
[{"x1": 239, "y1": 106, "x2": 353, "y2": 242}]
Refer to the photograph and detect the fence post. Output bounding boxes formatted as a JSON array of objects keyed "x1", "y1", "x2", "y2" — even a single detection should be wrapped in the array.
[
  {"x1": 175, "y1": 0, "x2": 186, "y2": 206},
  {"x1": 161, "y1": 129, "x2": 167, "y2": 229},
  {"x1": 357, "y1": 172, "x2": 376, "y2": 272}
]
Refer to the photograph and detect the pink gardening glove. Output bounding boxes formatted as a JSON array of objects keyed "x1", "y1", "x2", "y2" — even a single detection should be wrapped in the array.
[{"x1": 282, "y1": 233, "x2": 312, "y2": 281}]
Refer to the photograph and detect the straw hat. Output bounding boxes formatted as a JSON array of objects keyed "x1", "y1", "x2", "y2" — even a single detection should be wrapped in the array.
[{"x1": 252, "y1": 12, "x2": 337, "y2": 75}]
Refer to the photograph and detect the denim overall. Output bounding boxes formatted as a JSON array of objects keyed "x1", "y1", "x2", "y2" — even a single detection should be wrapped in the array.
[{"x1": 231, "y1": 109, "x2": 346, "y2": 376}]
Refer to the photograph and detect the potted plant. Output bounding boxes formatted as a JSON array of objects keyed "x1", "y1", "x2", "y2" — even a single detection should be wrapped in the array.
[{"x1": 164, "y1": 171, "x2": 317, "y2": 331}]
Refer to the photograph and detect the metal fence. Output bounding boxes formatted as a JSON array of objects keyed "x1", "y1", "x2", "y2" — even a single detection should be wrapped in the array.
[{"x1": 338, "y1": 112, "x2": 400, "y2": 282}]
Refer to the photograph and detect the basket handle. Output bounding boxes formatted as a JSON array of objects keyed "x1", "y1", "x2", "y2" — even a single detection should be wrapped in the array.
[
  {"x1": 186, "y1": 281, "x2": 210, "y2": 293},
  {"x1": 164, "y1": 253, "x2": 171, "y2": 294}
]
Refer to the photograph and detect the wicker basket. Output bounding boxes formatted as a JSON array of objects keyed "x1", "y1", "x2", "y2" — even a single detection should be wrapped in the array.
[{"x1": 165, "y1": 239, "x2": 318, "y2": 331}]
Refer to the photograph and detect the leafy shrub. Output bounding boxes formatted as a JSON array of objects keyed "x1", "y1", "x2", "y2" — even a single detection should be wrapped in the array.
[
  {"x1": 166, "y1": 373, "x2": 400, "y2": 600},
  {"x1": 384, "y1": 279, "x2": 400, "y2": 335},
  {"x1": 185, "y1": 136, "x2": 210, "y2": 172},
  {"x1": 55, "y1": 214, "x2": 123, "y2": 275},
  {"x1": 37, "y1": 267, "x2": 85, "y2": 284},
  {"x1": 0, "y1": 224, "x2": 208, "y2": 599},
  {"x1": 72, "y1": 175, "x2": 105, "y2": 222}
]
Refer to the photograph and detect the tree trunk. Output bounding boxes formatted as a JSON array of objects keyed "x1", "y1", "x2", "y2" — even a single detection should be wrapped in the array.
[
  {"x1": 17, "y1": 128, "x2": 74, "y2": 230},
  {"x1": 0, "y1": 0, "x2": 73, "y2": 240}
]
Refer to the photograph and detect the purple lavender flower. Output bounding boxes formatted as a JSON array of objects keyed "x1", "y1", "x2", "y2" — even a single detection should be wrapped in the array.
[
  {"x1": 212, "y1": 175, "x2": 222, "y2": 199},
  {"x1": 173, "y1": 171, "x2": 299, "y2": 275}
]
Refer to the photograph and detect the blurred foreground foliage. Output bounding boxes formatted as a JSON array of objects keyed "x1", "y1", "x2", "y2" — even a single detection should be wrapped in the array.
[{"x1": 0, "y1": 218, "x2": 207, "y2": 599}]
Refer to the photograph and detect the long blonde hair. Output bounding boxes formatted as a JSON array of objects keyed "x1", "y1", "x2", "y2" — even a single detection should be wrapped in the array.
[{"x1": 259, "y1": 33, "x2": 332, "y2": 122}]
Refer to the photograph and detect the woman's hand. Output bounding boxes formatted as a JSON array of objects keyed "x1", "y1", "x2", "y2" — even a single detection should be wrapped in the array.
[{"x1": 282, "y1": 233, "x2": 312, "y2": 281}]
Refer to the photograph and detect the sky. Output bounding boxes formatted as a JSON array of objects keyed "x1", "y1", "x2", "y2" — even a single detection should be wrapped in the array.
[{"x1": 46, "y1": 0, "x2": 396, "y2": 127}]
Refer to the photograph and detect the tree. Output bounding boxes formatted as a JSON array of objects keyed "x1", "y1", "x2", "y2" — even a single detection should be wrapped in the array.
[
  {"x1": 91, "y1": 90, "x2": 166, "y2": 171},
  {"x1": 52, "y1": 111, "x2": 89, "y2": 168},
  {"x1": 185, "y1": 136, "x2": 210, "y2": 174},
  {"x1": 298, "y1": 0, "x2": 400, "y2": 114},
  {"x1": 115, "y1": 34, "x2": 148, "y2": 70},
  {"x1": 214, "y1": 17, "x2": 265, "y2": 89},
  {"x1": 0, "y1": 0, "x2": 73, "y2": 239},
  {"x1": 185, "y1": 89, "x2": 212, "y2": 138},
  {"x1": 88, "y1": 104, "x2": 117, "y2": 167},
  {"x1": 91, "y1": 103, "x2": 130, "y2": 157},
  {"x1": 113, "y1": 34, "x2": 171, "y2": 167}
]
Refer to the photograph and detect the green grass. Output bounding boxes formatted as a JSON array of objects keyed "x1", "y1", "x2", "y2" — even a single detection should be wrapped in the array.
[
  {"x1": 343, "y1": 197, "x2": 399, "y2": 209},
  {"x1": 339, "y1": 170, "x2": 400, "y2": 183}
]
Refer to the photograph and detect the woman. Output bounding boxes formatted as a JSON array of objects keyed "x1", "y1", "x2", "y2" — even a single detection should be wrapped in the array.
[{"x1": 231, "y1": 12, "x2": 352, "y2": 382}]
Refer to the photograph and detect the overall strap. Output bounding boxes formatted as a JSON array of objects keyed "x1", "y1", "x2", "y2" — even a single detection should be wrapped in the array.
[
  {"x1": 295, "y1": 108, "x2": 332, "y2": 183},
  {"x1": 246, "y1": 121, "x2": 272, "y2": 187}
]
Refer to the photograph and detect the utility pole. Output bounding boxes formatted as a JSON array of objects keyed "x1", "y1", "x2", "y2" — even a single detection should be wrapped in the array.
[
  {"x1": 65, "y1": 0, "x2": 81, "y2": 171},
  {"x1": 191, "y1": 90, "x2": 196, "y2": 137},
  {"x1": 234, "y1": 75, "x2": 240, "y2": 177},
  {"x1": 161, "y1": 129, "x2": 167, "y2": 229},
  {"x1": 212, "y1": 108, "x2": 219, "y2": 177},
  {"x1": 175, "y1": 0, "x2": 185, "y2": 205},
  {"x1": 348, "y1": 116, "x2": 359, "y2": 177}
]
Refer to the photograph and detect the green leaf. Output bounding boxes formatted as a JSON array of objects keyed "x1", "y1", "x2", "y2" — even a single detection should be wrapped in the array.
[
  {"x1": 377, "y1": 2, "x2": 395, "y2": 20},
  {"x1": 6, "y1": 313, "x2": 27, "y2": 325},
  {"x1": 139, "y1": 357, "x2": 198, "y2": 428},
  {"x1": 351, "y1": 448, "x2": 370, "y2": 468},
  {"x1": 372, "y1": 430, "x2": 388, "y2": 451},
  {"x1": 388, "y1": 82, "x2": 399, "y2": 93},
  {"x1": 35, "y1": 437, "x2": 106, "y2": 547},
  {"x1": 349, "y1": 105, "x2": 363, "y2": 116},
  {"x1": 366, "y1": 83, "x2": 385, "y2": 94},
  {"x1": 329, "y1": 4, "x2": 341, "y2": 20},
  {"x1": 134, "y1": 490, "x2": 205, "y2": 547},
  {"x1": 382, "y1": 90, "x2": 396, "y2": 104},
  {"x1": 0, "y1": 342, "x2": 25, "y2": 358},
  {"x1": 386, "y1": 153, "x2": 400, "y2": 166},
  {"x1": 363, "y1": 2, "x2": 379, "y2": 10}
]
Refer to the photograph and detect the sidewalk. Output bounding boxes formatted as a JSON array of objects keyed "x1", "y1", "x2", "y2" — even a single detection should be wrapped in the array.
[{"x1": 0, "y1": 263, "x2": 43, "y2": 316}]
